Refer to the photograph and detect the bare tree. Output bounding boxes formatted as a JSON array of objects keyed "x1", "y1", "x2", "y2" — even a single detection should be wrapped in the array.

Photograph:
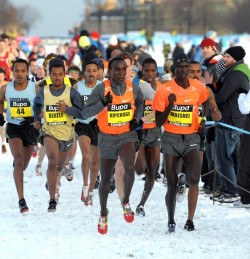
[{"x1": 17, "y1": 4, "x2": 41, "y2": 34}]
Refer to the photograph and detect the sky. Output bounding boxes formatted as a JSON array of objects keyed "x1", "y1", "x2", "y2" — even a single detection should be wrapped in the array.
[
  {"x1": 10, "y1": 0, "x2": 85, "y2": 37},
  {"x1": 0, "y1": 144, "x2": 250, "y2": 259}
]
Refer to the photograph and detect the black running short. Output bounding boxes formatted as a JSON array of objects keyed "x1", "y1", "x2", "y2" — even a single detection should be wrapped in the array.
[
  {"x1": 75, "y1": 121, "x2": 99, "y2": 146},
  {"x1": 6, "y1": 122, "x2": 39, "y2": 147}
]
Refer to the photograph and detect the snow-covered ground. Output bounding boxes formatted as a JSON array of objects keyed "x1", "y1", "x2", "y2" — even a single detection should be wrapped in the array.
[{"x1": 0, "y1": 144, "x2": 249, "y2": 259}]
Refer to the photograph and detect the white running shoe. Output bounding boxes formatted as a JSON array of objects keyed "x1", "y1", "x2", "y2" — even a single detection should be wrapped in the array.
[
  {"x1": 63, "y1": 163, "x2": 73, "y2": 181},
  {"x1": 176, "y1": 173, "x2": 186, "y2": 203},
  {"x1": 233, "y1": 199, "x2": 250, "y2": 208}
]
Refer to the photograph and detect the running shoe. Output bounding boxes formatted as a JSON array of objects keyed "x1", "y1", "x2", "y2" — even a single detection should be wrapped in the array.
[
  {"x1": 35, "y1": 164, "x2": 42, "y2": 176},
  {"x1": 167, "y1": 223, "x2": 176, "y2": 233},
  {"x1": 32, "y1": 144, "x2": 39, "y2": 158},
  {"x1": 2, "y1": 144, "x2": 7, "y2": 154},
  {"x1": 212, "y1": 193, "x2": 239, "y2": 203},
  {"x1": 81, "y1": 186, "x2": 89, "y2": 204},
  {"x1": 18, "y1": 198, "x2": 29, "y2": 215},
  {"x1": 184, "y1": 220, "x2": 195, "y2": 231},
  {"x1": 233, "y1": 199, "x2": 250, "y2": 208},
  {"x1": 63, "y1": 163, "x2": 73, "y2": 181},
  {"x1": 98, "y1": 210, "x2": 108, "y2": 235},
  {"x1": 122, "y1": 202, "x2": 134, "y2": 223},
  {"x1": 87, "y1": 193, "x2": 93, "y2": 206},
  {"x1": 136, "y1": 205, "x2": 145, "y2": 217},
  {"x1": 48, "y1": 199, "x2": 57, "y2": 212},
  {"x1": 176, "y1": 173, "x2": 186, "y2": 203}
]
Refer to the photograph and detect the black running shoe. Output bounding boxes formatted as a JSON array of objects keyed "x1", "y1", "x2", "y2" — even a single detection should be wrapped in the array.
[
  {"x1": 167, "y1": 223, "x2": 176, "y2": 233},
  {"x1": 136, "y1": 205, "x2": 146, "y2": 217},
  {"x1": 184, "y1": 220, "x2": 195, "y2": 231},
  {"x1": 155, "y1": 172, "x2": 161, "y2": 182},
  {"x1": 48, "y1": 199, "x2": 57, "y2": 212},
  {"x1": 109, "y1": 176, "x2": 116, "y2": 193},
  {"x1": 19, "y1": 198, "x2": 29, "y2": 215}
]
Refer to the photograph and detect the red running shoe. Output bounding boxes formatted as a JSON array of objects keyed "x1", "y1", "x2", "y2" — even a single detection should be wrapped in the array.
[
  {"x1": 122, "y1": 203, "x2": 134, "y2": 223},
  {"x1": 98, "y1": 211, "x2": 108, "y2": 234}
]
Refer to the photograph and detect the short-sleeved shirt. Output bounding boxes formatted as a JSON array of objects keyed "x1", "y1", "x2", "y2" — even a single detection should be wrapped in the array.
[{"x1": 152, "y1": 78, "x2": 208, "y2": 134}]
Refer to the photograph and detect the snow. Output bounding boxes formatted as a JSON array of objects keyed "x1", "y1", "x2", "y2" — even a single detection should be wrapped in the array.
[{"x1": 0, "y1": 145, "x2": 249, "y2": 259}]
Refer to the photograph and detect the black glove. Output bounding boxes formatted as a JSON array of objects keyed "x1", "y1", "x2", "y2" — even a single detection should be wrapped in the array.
[
  {"x1": 20, "y1": 116, "x2": 34, "y2": 125},
  {"x1": 0, "y1": 114, "x2": 5, "y2": 126},
  {"x1": 101, "y1": 91, "x2": 113, "y2": 107},
  {"x1": 198, "y1": 118, "x2": 206, "y2": 136},
  {"x1": 168, "y1": 93, "x2": 176, "y2": 106},
  {"x1": 129, "y1": 118, "x2": 144, "y2": 130},
  {"x1": 89, "y1": 118, "x2": 98, "y2": 128}
]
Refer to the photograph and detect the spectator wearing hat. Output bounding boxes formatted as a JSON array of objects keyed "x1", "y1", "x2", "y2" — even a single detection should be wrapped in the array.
[
  {"x1": 106, "y1": 35, "x2": 120, "y2": 60},
  {"x1": 198, "y1": 37, "x2": 225, "y2": 194},
  {"x1": 90, "y1": 31, "x2": 106, "y2": 59},
  {"x1": 213, "y1": 46, "x2": 250, "y2": 203},
  {"x1": 30, "y1": 58, "x2": 45, "y2": 83},
  {"x1": 78, "y1": 36, "x2": 98, "y2": 71}
]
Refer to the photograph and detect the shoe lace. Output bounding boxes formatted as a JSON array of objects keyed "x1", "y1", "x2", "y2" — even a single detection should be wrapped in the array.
[
  {"x1": 123, "y1": 203, "x2": 132, "y2": 215},
  {"x1": 99, "y1": 215, "x2": 107, "y2": 228},
  {"x1": 177, "y1": 184, "x2": 185, "y2": 194}
]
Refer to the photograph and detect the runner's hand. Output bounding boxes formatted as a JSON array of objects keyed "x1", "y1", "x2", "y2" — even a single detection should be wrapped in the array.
[
  {"x1": 101, "y1": 91, "x2": 113, "y2": 106},
  {"x1": 168, "y1": 93, "x2": 176, "y2": 106},
  {"x1": 57, "y1": 100, "x2": 67, "y2": 112},
  {"x1": 129, "y1": 118, "x2": 143, "y2": 130},
  {"x1": 34, "y1": 120, "x2": 41, "y2": 129}
]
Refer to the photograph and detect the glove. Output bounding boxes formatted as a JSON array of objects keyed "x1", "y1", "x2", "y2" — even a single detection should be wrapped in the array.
[
  {"x1": 129, "y1": 118, "x2": 144, "y2": 130},
  {"x1": 0, "y1": 114, "x2": 5, "y2": 126},
  {"x1": 168, "y1": 93, "x2": 176, "y2": 106},
  {"x1": 20, "y1": 116, "x2": 34, "y2": 125},
  {"x1": 101, "y1": 91, "x2": 113, "y2": 107},
  {"x1": 89, "y1": 118, "x2": 98, "y2": 128},
  {"x1": 198, "y1": 118, "x2": 206, "y2": 136}
]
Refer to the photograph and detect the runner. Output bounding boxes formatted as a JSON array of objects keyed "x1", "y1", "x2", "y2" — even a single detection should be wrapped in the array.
[
  {"x1": 60, "y1": 57, "x2": 144, "y2": 234},
  {"x1": 73, "y1": 60, "x2": 102, "y2": 206},
  {"x1": 0, "y1": 59, "x2": 39, "y2": 215},
  {"x1": 33, "y1": 58, "x2": 84, "y2": 212},
  {"x1": 134, "y1": 58, "x2": 162, "y2": 217},
  {"x1": 152, "y1": 53, "x2": 221, "y2": 233}
]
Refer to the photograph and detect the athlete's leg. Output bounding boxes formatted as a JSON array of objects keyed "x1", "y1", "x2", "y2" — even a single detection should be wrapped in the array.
[
  {"x1": 99, "y1": 158, "x2": 116, "y2": 216},
  {"x1": 9, "y1": 138, "x2": 33, "y2": 200},
  {"x1": 134, "y1": 144, "x2": 147, "y2": 175},
  {"x1": 182, "y1": 149, "x2": 201, "y2": 221},
  {"x1": 78, "y1": 135, "x2": 91, "y2": 187},
  {"x1": 119, "y1": 142, "x2": 136, "y2": 204},
  {"x1": 65, "y1": 134, "x2": 77, "y2": 165},
  {"x1": 43, "y1": 136, "x2": 60, "y2": 200},
  {"x1": 89, "y1": 145, "x2": 99, "y2": 193},
  {"x1": 138, "y1": 146, "x2": 160, "y2": 206},
  {"x1": 114, "y1": 157, "x2": 125, "y2": 201},
  {"x1": 164, "y1": 154, "x2": 179, "y2": 224}
]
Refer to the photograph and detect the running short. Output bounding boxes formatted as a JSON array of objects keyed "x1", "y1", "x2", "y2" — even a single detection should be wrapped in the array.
[
  {"x1": 75, "y1": 121, "x2": 99, "y2": 146},
  {"x1": 141, "y1": 127, "x2": 162, "y2": 147},
  {"x1": 98, "y1": 130, "x2": 138, "y2": 159},
  {"x1": 161, "y1": 132, "x2": 200, "y2": 157},
  {"x1": 6, "y1": 122, "x2": 39, "y2": 147},
  {"x1": 37, "y1": 130, "x2": 73, "y2": 152}
]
